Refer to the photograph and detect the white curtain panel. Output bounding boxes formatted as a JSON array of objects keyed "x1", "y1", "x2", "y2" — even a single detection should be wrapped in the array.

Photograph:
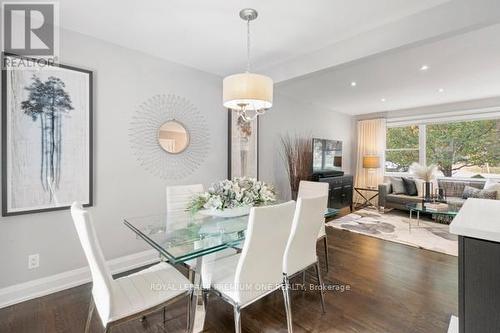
[{"x1": 354, "y1": 118, "x2": 387, "y2": 204}]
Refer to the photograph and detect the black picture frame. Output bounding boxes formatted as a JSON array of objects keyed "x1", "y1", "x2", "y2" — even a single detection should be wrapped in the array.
[
  {"x1": 1, "y1": 53, "x2": 93, "y2": 216},
  {"x1": 227, "y1": 110, "x2": 259, "y2": 180}
]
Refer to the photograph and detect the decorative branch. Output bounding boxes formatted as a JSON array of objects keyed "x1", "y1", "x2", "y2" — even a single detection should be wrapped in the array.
[{"x1": 279, "y1": 133, "x2": 312, "y2": 199}]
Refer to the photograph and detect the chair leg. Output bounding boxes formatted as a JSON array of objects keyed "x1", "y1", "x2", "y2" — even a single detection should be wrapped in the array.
[
  {"x1": 323, "y1": 236, "x2": 329, "y2": 272},
  {"x1": 234, "y1": 306, "x2": 242, "y2": 333},
  {"x1": 187, "y1": 290, "x2": 195, "y2": 333},
  {"x1": 163, "y1": 306, "x2": 166, "y2": 327},
  {"x1": 282, "y1": 275, "x2": 294, "y2": 333},
  {"x1": 315, "y1": 262, "x2": 326, "y2": 314},
  {"x1": 84, "y1": 298, "x2": 95, "y2": 333}
]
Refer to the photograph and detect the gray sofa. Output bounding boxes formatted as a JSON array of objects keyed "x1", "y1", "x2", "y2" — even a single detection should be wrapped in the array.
[{"x1": 378, "y1": 178, "x2": 486, "y2": 211}]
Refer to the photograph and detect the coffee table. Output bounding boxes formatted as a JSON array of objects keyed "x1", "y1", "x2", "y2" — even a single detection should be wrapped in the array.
[{"x1": 405, "y1": 202, "x2": 460, "y2": 232}]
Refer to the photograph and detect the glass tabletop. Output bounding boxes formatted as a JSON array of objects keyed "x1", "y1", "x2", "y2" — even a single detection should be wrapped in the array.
[
  {"x1": 124, "y1": 207, "x2": 340, "y2": 264},
  {"x1": 405, "y1": 202, "x2": 460, "y2": 216},
  {"x1": 124, "y1": 212, "x2": 249, "y2": 264}
]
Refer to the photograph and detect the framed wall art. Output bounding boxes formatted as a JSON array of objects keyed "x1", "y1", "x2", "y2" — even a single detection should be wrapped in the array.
[
  {"x1": 2, "y1": 53, "x2": 93, "y2": 216},
  {"x1": 228, "y1": 111, "x2": 259, "y2": 179}
]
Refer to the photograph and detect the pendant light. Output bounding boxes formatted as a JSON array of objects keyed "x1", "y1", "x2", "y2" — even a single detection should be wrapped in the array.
[{"x1": 223, "y1": 8, "x2": 273, "y2": 122}]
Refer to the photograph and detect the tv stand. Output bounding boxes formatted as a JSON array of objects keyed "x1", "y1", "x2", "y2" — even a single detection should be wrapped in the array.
[{"x1": 317, "y1": 174, "x2": 353, "y2": 212}]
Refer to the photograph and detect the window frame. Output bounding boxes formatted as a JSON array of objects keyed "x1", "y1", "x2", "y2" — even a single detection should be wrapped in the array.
[
  {"x1": 384, "y1": 118, "x2": 499, "y2": 180},
  {"x1": 384, "y1": 124, "x2": 421, "y2": 174}
]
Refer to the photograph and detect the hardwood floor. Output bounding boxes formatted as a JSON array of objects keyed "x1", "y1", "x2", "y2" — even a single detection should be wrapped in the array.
[{"x1": 0, "y1": 213, "x2": 458, "y2": 333}]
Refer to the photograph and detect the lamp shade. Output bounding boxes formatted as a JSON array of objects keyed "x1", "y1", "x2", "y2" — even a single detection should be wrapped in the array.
[
  {"x1": 223, "y1": 72, "x2": 273, "y2": 111},
  {"x1": 363, "y1": 156, "x2": 380, "y2": 169}
]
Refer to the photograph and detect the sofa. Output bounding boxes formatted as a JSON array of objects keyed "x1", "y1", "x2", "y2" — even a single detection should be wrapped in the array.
[{"x1": 378, "y1": 178, "x2": 486, "y2": 211}]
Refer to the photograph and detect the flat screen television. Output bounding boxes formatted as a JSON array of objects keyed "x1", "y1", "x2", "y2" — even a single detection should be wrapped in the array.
[{"x1": 312, "y1": 138, "x2": 343, "y2": 173}]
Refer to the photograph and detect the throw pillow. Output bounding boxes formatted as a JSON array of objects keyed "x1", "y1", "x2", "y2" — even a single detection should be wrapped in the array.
[
  {"x1": 462, "y1": 186, "x2": 480, "y2": 199},
  {"x1": 461, "y1": 186, "x2": 495, "y2": 199},
  {"x1": 483, "y1": 179, "x2": 500, "y2": 200},
  {"x1": 473, "y1": 189, "x2": 497, "y2": 200},
  {"x1": 390, "y1": 177, "x2": 406, "y2": 194},
  {"x1": 402, "y1": 177, "x2": 418, "y2": 196}
]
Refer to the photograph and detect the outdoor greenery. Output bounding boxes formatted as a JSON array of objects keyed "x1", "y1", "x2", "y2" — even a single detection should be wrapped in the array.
[
  {"x1": 385, "y1": 125, "x2": 419, "y2": 173},
  {"x1": 386, "y1": 120, "x2": 500, "y2": 177}
]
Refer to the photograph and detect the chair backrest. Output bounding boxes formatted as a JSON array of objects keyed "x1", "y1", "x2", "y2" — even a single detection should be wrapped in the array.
[
  {"x1": 298, "y1": 180, "x2": 329, "y2": 199},
  {"x1": 166, "y1": 184, "x2": 204, "y2": 213},
  {"x1": 234, "y1": 201, "x2": 296, "y2": 306},
  {"x1": 71, "y1": 202, "x2": 113, "y2": 325},
  {"x1": 283, "y1": 195, "x2": 328, "y2": 275},
  {"x1": 298, "y1": 180, "x2": 329, "y2": 237}
]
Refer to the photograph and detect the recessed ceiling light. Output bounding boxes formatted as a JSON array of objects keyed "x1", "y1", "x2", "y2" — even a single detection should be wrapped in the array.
[
  {"x1": 420, "y1": 65, "x2": 429, "y2": 71},
  {"x1": 438, "y1": 88, "x2": 445, "y2": 93},
  {"x1": 381, "y1": 98, "x2": 386, "y2": 102},
  {"x1": 350, "y1": 81, "x2": 357, "y2": 87}
]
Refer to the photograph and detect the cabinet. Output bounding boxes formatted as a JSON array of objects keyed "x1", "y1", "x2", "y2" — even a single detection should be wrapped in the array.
[
  {"x1": 318, "y1": 175, "x2": 353, "y2": 211},
  {"x1": 458, "y1": 236, "x2": 500, "y2": 333}
]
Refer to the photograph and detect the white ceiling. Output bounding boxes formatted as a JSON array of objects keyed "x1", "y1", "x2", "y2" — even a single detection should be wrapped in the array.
[
  {"x1": 277, "y1": 23, "x2": 500, "y2": 115},
  {"x1": 55, "y1": 0, "x2": 500, "y2": 114},
  {"x1": 57, "y1": 0, "x2": 449, "y2": 77}
]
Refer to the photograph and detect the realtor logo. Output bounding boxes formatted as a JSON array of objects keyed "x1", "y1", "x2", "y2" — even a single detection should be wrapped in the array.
[{"x1": 2, "y1": 2, "x2": 59, "y2": 57}]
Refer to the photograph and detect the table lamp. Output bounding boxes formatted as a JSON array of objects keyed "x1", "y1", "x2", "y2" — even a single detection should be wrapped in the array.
[{"x1": 363, "y1": 155, "x2": 380, "y2": 188}]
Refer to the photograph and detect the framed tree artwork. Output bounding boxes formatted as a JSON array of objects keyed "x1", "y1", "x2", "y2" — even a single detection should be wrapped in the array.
[
  {"x1": 228, "y1": 111, "x2": 259, "y2": 179},
  {"x1": 2, "y1": 53, "x2": 93, "y2": 216}
]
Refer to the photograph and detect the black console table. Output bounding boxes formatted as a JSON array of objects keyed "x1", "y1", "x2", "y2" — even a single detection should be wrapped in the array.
[{"x1": 318, "y1": 174, "x2": 353, "y2": 211}]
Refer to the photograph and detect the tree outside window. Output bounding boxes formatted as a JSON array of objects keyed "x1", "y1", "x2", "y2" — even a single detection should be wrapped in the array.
[
  {"x1": 426, "y1": 119, "x2": 499, "y2": 177},
  {"x1": 385, "y1": 125, "x2": 419, "y2": 172},
  {"x1": 385, "y1": 119, "x2": 500, "y2": 178}
]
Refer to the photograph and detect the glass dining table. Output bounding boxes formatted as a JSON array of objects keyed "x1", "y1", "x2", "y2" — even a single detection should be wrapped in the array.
[{"x1": 123, "y1": 207, "x2": 338, "y2": 332}]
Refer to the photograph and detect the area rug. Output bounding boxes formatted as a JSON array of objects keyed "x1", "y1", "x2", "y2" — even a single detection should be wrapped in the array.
[{"x1": 326, "y1": 209, "x2": 458, "y2": 256}]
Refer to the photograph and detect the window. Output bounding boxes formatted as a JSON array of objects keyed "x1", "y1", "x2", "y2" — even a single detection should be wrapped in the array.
[
  {"x1": 426, "y1": 119, "x2": 500, "y2": 178},
  {"x1": 385, "y1": 119, "x2": 500, "y2": 178},
  {"x1": 385, "y1": 125, "x2": 419, "y2": 172}
]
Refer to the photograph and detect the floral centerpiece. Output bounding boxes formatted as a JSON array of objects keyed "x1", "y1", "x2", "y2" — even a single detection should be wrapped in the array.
[{"x1": 187, "y1": 177, "x2": 277, "y2": 217}]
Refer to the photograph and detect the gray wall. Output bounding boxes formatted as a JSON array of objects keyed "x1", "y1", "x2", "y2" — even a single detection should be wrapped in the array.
[
  {"x1": 0, "y1": 31, "x2": 355, "y2": 290},
  {"x1": 260, "y1": 93, "x2": 355, "y2": 199},
  {"x1": 0, "y1": 30, "x2": 228, "y2": 288}
]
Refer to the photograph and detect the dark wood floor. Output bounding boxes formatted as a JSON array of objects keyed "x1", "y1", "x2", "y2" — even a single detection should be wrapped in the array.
[{"x1": 0, "y1": 213, "x2": 458, "y2": 333}]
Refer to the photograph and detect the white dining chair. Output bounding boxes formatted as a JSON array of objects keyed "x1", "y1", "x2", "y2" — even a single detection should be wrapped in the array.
[
  {"x1": 282, "y1": 195, "x2": 328, "y2": 332},
  {"x1": 71, "y1": 202, "x2": 194, "y2": 333},
  {"x1": 166, "y1": 184, "x2": 205, "y2": 213},
  {"x1": 208, "y1": 201, "x2": 296, "y2": 333},
  {"x1": 297, "y1": 180, "x2": 330, "y2": 271},
  {"x1": 166, "y1": 184, "x2": 239, "y2": 282}
]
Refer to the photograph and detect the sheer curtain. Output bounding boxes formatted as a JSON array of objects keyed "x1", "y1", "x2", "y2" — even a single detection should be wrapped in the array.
[{"x1": 354, "y1": 119, "x2": 386, "y2": 204}]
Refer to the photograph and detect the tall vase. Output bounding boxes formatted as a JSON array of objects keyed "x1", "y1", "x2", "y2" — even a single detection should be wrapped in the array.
[{"x1": 423, "y1": 181, "x2": 433, "y2": 202}]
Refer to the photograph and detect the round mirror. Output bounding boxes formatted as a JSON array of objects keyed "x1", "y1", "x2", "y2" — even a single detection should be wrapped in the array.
[{"x1": 158, "y1": 120, "x2": 190, "y2": 154}]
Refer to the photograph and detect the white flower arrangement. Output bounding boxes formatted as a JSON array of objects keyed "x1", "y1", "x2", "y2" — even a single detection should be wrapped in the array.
[{"x1": 187, "y1": 177, "x2": 277, "y2": 214}]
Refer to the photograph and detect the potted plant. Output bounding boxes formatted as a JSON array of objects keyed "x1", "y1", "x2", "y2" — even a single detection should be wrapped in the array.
[{"x1": 187, "y1": 177, "x2": 277, "y2": 217}]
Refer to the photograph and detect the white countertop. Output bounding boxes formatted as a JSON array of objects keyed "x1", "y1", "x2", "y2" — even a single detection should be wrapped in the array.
[{"x1": 450, "y1": 198, "x2": 500, "y2": 242}]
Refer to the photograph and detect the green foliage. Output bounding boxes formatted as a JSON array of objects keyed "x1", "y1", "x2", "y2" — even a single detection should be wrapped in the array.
[
  {"x1": 386, "y1": 120, "x2": 500, "y2": 177},
  {"x1": 385, "y1": 125, "x2": 419, "y2": 172},
  {"x1": 426, "y1": 120, "x2": 499, "y2": 177}
]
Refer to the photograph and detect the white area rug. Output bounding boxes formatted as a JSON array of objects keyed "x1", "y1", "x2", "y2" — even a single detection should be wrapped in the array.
[{"x1": 327, "y1": 209, "x2": 458, "y2": 256}]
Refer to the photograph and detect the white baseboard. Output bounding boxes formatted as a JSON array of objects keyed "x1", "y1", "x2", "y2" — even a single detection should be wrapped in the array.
[{"x1": 0, "y1": 249, "x2": 159, "y2": 309}]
